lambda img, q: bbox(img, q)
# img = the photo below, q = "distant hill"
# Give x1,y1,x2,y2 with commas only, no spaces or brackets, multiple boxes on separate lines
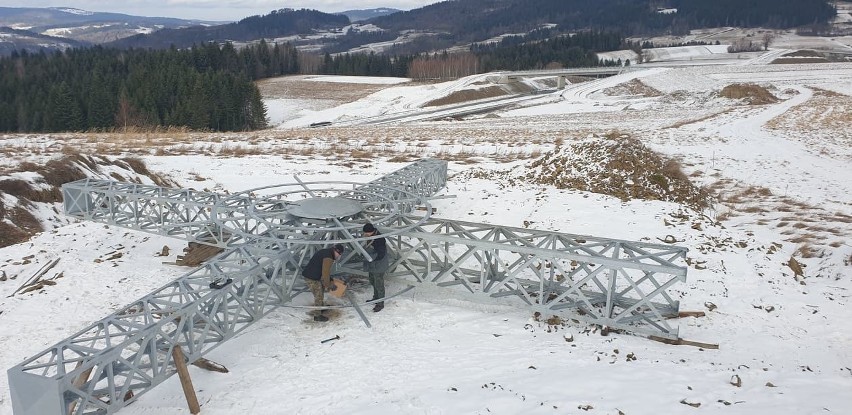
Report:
368,0,837,42
106,8,349,49
0,26,86,56
0,1,837,57
0,7,218,44
337,8,401,22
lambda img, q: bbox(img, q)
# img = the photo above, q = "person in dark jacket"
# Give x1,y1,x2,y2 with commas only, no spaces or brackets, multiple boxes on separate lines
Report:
302,244,344,322
362,223,389,312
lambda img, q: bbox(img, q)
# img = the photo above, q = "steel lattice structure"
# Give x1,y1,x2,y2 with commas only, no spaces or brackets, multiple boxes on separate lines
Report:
8,158,687,415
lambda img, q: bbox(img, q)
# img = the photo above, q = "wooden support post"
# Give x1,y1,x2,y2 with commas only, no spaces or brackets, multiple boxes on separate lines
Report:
172,345,201,414
67,362,94,415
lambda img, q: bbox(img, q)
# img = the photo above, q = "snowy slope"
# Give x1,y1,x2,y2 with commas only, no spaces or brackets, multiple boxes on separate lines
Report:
1,59,851,414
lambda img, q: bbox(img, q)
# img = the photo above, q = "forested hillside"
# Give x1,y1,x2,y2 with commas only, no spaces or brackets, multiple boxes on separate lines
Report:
669,0,835,28
0,0,838,134
0,27,86,56
370,0,671,40
107,8,349,50
0,42,302,132
473,31,625,71
370,0,836,42
74,0,837,55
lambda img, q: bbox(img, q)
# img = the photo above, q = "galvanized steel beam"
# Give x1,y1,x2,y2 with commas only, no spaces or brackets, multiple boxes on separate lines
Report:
9,157,688,415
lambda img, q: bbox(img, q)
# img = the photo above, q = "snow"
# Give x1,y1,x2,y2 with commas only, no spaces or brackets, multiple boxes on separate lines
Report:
649,45,731,61
277,74,496,128
52,7,94,16
2,41,852,415
302,75,411,85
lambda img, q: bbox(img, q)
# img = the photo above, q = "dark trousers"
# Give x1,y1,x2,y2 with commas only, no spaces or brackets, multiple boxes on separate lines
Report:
368,272,385,300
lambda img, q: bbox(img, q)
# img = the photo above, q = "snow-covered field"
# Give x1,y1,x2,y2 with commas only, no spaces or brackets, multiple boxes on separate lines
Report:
1,47,851,414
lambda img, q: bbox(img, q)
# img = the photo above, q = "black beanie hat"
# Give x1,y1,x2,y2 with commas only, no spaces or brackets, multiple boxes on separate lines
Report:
333,244,345,254
363,223,376,233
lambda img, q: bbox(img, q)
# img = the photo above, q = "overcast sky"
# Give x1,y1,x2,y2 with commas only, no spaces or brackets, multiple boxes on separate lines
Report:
3,1,440,22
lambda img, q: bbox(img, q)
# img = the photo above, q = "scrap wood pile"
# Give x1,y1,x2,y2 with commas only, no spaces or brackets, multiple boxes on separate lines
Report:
176,242,224,266
7,258,62,297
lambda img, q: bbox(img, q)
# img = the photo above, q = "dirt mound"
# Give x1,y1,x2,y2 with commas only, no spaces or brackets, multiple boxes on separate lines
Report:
719,83,778,105
517,135,708,209
0,154,176,248
603,79,663,97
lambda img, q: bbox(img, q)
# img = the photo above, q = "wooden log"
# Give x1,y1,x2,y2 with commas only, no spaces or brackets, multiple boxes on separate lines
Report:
176,244,223,266
666,311,707,319
172,346,201,414
192,357,230,373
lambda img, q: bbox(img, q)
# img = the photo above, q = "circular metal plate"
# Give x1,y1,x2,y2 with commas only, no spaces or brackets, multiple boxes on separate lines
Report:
286,197,363,219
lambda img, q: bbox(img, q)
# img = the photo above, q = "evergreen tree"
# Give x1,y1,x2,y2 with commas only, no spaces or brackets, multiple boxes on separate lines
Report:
49,82,84,132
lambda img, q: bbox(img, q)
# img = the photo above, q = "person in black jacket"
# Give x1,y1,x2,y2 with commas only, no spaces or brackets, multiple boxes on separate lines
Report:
302,244,344,322
362,223,389,312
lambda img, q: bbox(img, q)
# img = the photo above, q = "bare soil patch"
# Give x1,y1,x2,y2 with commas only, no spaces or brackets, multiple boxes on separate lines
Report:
783,50,824,57
256,75,412,103
423,86,508,107
771,57,830,64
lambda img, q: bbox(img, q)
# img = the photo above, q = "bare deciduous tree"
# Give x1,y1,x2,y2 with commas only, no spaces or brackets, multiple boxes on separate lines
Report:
408,52,479,81
762,32,776,51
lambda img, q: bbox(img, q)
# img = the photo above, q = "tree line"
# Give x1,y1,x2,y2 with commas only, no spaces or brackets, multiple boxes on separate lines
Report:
318,30,625,80
108,8,349,50
0,43,290,133
473,31,625,72
369,0,835,43
0,28,630,133
669,0,835,29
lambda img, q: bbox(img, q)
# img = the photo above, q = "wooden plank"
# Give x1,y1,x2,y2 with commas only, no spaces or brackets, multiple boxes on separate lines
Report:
172,346,201,414
8,258,59,297
648,335,719,349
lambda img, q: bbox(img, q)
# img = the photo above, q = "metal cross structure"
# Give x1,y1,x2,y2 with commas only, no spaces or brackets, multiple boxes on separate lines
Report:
8,158,688,414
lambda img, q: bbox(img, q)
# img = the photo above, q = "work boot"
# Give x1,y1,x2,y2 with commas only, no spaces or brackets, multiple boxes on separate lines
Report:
313,314,329,322
365,297,375,304
372,302,384,312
